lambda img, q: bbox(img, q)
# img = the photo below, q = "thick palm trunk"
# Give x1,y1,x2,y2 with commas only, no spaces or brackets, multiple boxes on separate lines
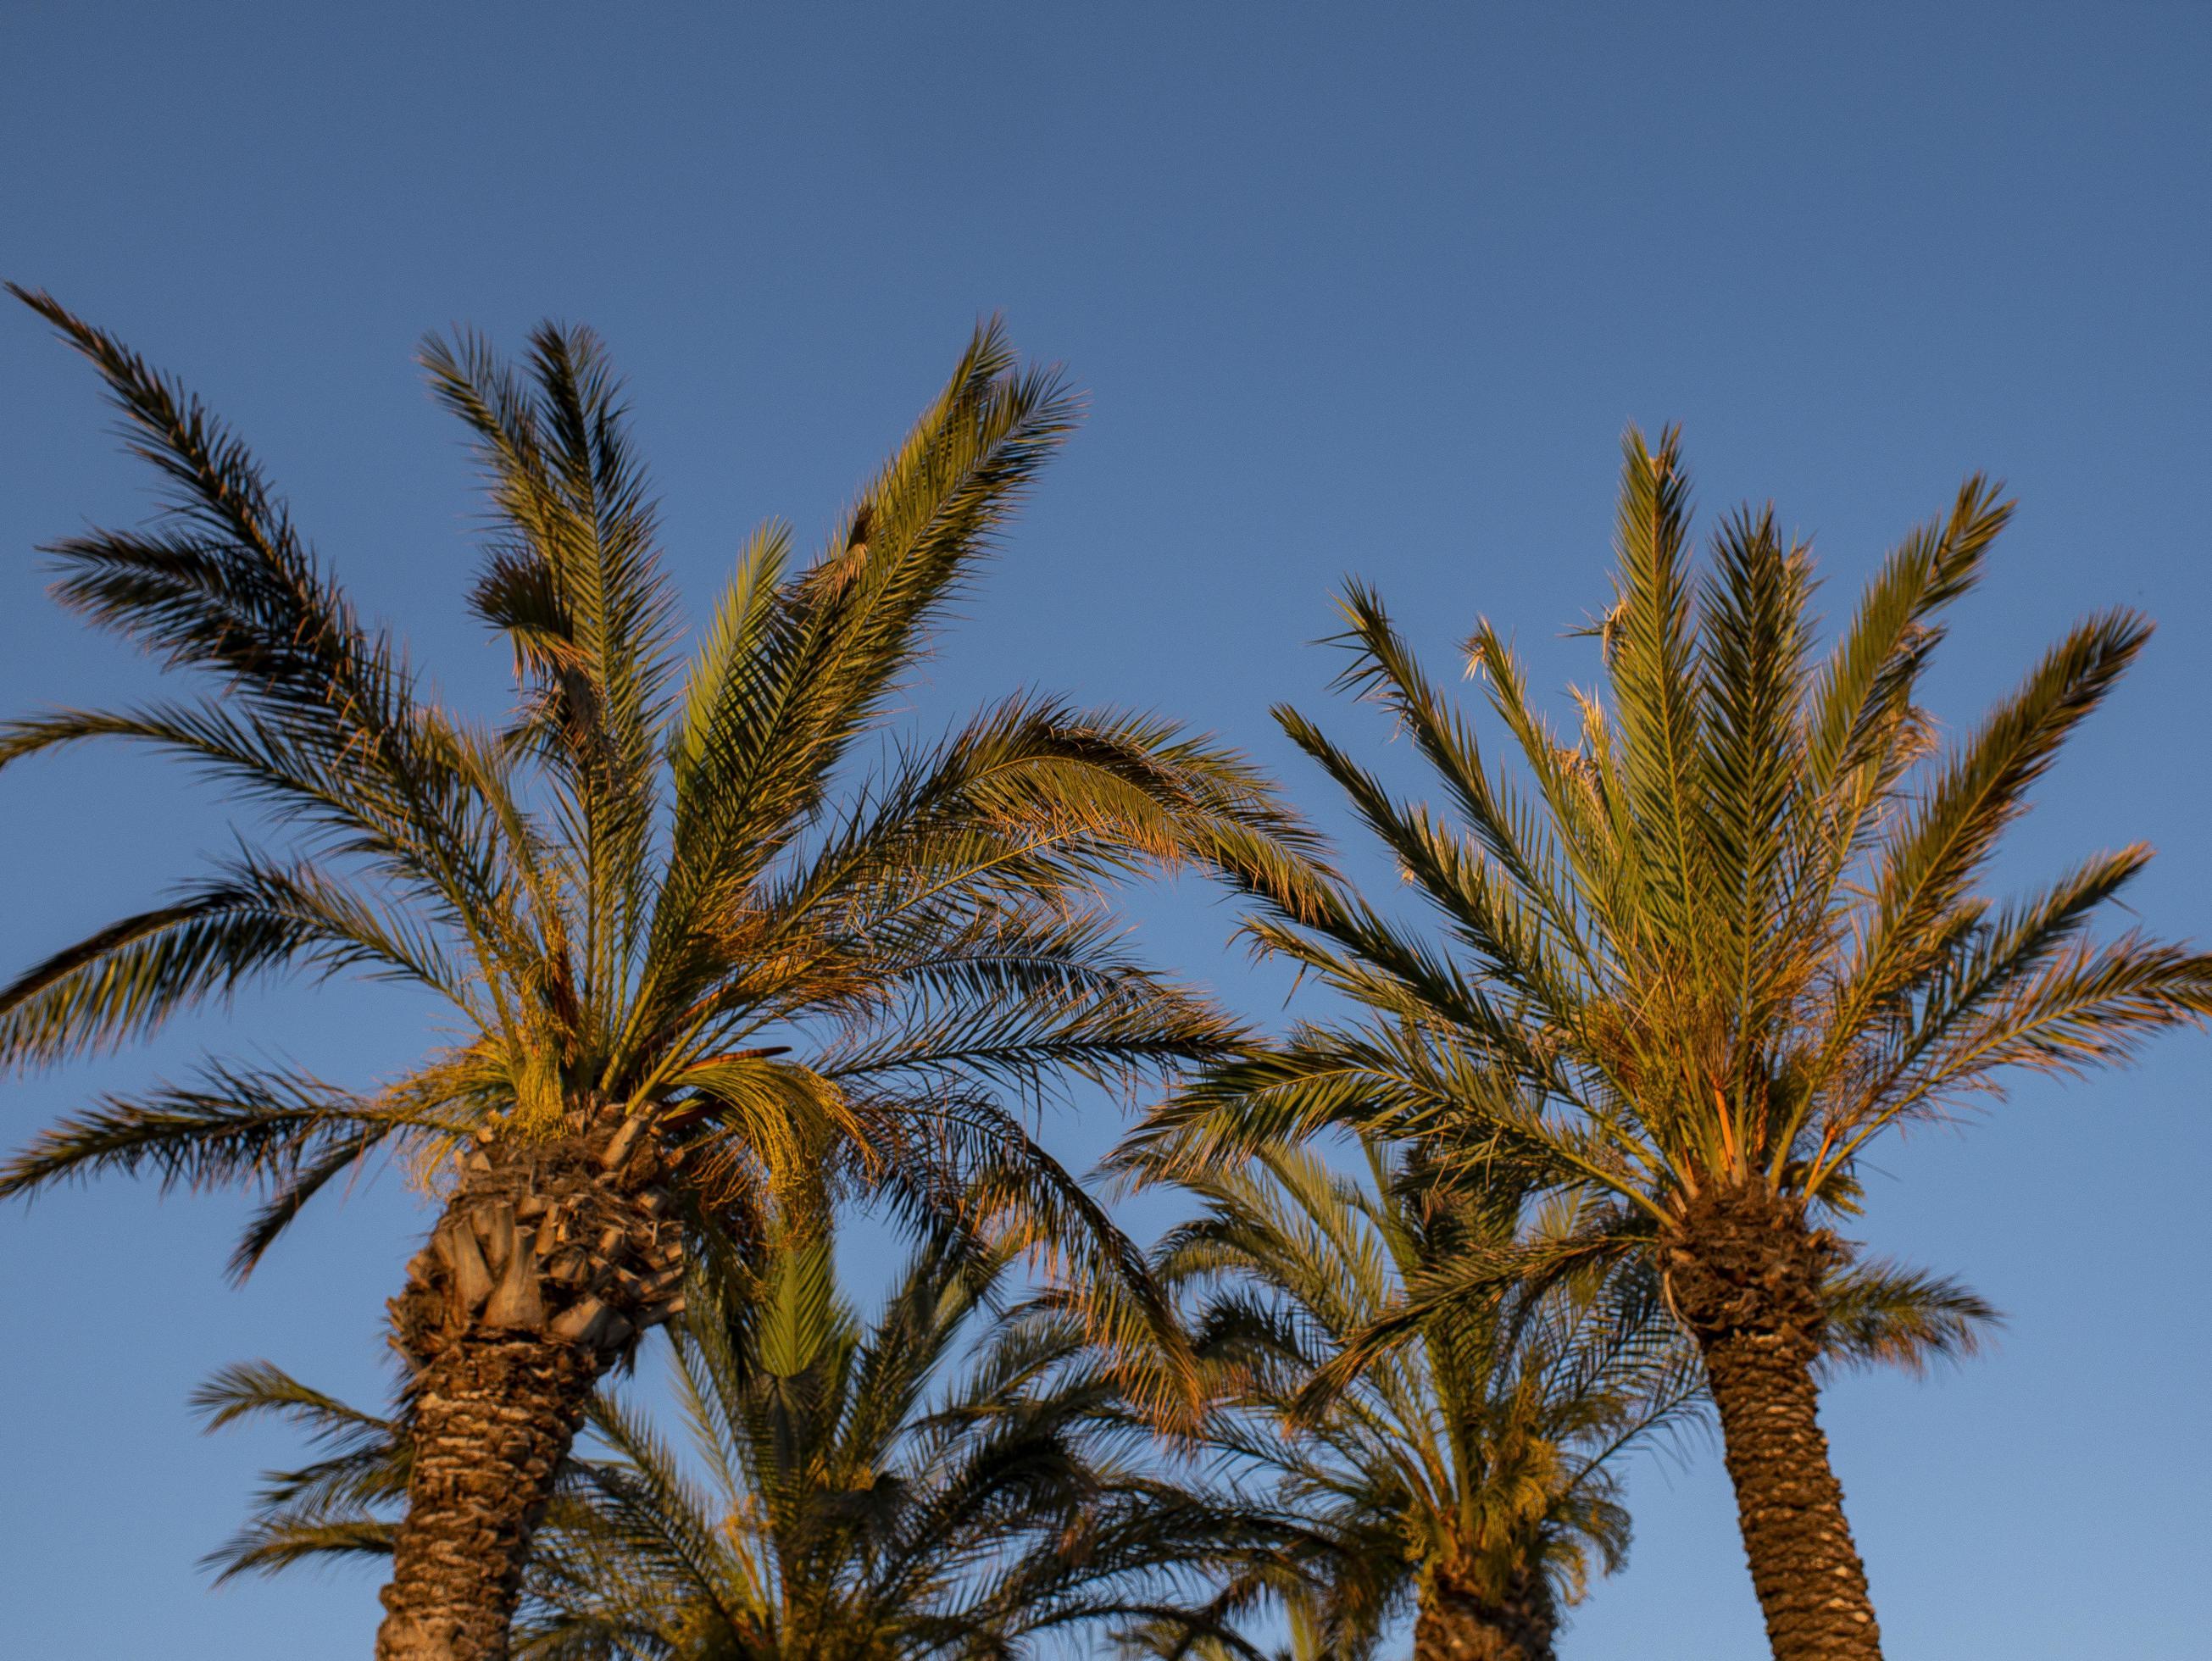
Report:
376,1330,596,1660
1413,1564,1557,1661
1666,1186,1881,1661
377,1105,686,1661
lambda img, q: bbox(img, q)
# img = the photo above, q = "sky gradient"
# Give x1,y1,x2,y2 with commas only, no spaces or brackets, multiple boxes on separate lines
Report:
3,4,2209,1656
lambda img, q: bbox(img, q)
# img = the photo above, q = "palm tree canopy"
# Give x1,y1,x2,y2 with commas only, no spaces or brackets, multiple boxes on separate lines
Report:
0,289,1320,1300
1137,425,2209,1308
1130,1139,1698,1658
202,1223,1267,1659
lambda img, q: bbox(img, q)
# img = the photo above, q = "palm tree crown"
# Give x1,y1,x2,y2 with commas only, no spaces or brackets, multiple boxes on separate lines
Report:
1130,1140,1698,1661
2,293,1306,1266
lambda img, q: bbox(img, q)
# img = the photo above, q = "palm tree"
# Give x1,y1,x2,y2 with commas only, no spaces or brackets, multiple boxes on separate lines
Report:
0,290,1315,1660
1132,1139,1698,1661
202,1222,1267,1659
1133,430,2211,1658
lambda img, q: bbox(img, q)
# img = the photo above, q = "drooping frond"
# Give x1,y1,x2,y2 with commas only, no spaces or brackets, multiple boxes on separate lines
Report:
0,1059,440,1204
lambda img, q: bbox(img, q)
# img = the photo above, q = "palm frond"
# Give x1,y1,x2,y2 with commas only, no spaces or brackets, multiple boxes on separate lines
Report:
1817,1259,1999,1378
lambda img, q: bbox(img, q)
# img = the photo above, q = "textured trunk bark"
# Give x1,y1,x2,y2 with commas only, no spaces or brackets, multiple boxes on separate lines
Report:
1665,1184,1881,1661
375,1331,595,1661
1412,1564,1557,1661
375,1105,687,1661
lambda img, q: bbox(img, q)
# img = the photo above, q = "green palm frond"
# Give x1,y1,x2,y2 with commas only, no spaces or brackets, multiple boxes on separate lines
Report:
1816,1259,1999,1379
0,1060,440,1203
644,326,1081,917
420,323,679,1006
192,1359,411,1584
5,289,511,931
1821,608,2155,1102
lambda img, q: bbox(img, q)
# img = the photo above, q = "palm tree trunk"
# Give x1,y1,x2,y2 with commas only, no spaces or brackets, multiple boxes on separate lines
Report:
375,1331,596,1660
1413,1564,1557,1661
1666,1186,1881,1661
376,1106,687,1661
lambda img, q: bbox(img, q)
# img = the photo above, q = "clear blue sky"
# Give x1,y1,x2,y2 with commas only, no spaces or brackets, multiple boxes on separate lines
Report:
3,4,2208,1657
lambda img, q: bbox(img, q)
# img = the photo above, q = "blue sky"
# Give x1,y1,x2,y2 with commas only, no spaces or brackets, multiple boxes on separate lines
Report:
3,4,2208,1656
